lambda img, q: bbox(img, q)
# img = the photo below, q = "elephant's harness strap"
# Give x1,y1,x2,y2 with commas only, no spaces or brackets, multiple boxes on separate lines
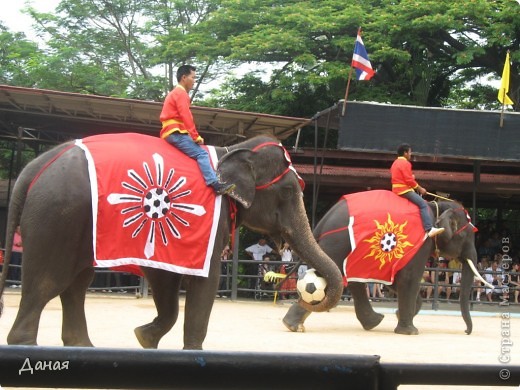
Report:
452,207,478,235
251,142,305,190
228,198,238,248
255,166,291,190
28,144,76,192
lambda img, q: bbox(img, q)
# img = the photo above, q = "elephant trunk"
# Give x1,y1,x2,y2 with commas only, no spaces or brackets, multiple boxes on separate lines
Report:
283,229,343,313
460,258,475,335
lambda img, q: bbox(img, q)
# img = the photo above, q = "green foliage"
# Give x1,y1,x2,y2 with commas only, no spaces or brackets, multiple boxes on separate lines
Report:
0,141,40,180
0,0,517,111
0,24,41,87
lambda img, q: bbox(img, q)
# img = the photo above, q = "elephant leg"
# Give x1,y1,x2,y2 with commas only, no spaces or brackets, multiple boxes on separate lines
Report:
413,292,423,316
394,278,422,335
134,268,183,349
7,269,66,345
350,282,384,330
7,298,47,345
182,267,221,350
282,303,311,332
60,267,95,346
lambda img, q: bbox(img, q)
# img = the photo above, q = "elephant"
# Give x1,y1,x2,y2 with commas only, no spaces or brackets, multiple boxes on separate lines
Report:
283,192,489,335
0,134,343,349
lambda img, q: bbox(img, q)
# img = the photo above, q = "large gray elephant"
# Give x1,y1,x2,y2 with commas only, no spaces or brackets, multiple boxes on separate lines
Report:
0,134,343,349
283,193,486,335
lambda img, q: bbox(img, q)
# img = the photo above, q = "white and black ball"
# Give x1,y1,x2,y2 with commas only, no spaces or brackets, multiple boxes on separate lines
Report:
297,268,327,305
143,187,170,219
380,232,397,252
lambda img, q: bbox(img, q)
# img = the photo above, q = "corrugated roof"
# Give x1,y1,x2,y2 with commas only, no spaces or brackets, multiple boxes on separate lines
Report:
0,85,310,145
294,164,520,203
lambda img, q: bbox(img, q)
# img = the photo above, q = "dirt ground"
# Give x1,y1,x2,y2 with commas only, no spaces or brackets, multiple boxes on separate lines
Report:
0,290,519,390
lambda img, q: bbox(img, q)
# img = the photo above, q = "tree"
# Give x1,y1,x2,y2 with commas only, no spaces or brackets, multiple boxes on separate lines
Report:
0,23,41,87
1,0,518,111
200,0,519,112
21,0,224,99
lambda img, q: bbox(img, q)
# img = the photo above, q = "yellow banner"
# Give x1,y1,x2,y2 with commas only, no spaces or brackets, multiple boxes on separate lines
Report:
498,51,514,105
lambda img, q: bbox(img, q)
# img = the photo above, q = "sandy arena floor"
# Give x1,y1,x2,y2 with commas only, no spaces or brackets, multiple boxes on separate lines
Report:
0,291,519,390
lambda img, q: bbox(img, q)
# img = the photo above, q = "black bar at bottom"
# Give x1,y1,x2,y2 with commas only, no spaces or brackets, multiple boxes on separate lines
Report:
380,363,520,389
0,346,381,389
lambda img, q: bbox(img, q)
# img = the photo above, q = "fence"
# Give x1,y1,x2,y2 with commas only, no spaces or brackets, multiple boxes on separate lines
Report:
1,255,518,308
216,259,519,308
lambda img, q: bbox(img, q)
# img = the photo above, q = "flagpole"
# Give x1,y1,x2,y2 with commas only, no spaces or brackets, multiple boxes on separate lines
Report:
341,67,354,116
498,50,511,128
500,96,505,128
342,27,361,117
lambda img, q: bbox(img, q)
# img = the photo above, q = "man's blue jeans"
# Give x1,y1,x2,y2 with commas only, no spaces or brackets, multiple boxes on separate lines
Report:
401,191,432,232
165,133,218,186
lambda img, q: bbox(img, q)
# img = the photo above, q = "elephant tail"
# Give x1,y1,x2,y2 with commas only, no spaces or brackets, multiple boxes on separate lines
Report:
0,205,18,317
0,142,76,316
0,176,26,315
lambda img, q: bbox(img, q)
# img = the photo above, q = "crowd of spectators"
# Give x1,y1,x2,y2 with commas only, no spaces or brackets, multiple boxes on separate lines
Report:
474,221,519,303
420,221,519,304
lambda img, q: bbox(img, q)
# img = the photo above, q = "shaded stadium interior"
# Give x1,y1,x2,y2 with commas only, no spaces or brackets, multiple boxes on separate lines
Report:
1,85,519,241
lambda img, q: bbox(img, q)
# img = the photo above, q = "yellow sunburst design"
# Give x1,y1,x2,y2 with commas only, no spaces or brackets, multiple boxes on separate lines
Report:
362,213,414,270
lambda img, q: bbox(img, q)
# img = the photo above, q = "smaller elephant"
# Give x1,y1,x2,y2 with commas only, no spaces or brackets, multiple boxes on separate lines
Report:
283,190,489,335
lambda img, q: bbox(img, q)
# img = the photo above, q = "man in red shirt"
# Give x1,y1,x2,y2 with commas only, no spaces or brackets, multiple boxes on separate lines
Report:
391,143,444,238
160,65,235,195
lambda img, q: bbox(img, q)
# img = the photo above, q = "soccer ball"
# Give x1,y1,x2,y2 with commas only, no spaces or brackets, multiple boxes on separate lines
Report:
143,187,171,219
297,268,327,305
380,232,397,252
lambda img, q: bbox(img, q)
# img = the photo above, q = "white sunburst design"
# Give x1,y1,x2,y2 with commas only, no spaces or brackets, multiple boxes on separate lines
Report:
106,153,206,259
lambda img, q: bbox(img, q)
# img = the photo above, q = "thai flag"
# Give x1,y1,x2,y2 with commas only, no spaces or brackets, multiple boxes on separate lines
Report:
352,32,375,80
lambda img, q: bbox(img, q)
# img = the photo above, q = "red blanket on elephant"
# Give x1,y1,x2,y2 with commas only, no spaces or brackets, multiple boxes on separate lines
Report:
76,133,221,277
342,190,426,285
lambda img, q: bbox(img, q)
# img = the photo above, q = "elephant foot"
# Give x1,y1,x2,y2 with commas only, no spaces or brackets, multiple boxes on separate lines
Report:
282,317,306,333
7,337,37,346
360,312,384,331
7,329,38,346
282,303,311,333
394,324,419,335
134,325,160,349
62,337,94,347
64,340,94,347
183,344,203,350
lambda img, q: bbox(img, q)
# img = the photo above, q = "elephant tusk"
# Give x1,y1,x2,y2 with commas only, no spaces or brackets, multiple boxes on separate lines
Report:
466,258,494,289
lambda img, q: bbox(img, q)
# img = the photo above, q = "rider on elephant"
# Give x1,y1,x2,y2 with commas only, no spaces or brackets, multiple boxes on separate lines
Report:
391,143,444,238
160,64,235,195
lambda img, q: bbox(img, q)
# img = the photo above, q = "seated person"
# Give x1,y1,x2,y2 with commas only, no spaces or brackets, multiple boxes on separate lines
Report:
448,258,462,298
422,258,434,300
435,259,451,299
485,261,504,302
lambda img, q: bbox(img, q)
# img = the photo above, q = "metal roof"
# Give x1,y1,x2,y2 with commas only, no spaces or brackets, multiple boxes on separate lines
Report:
0,85,310,146
294,164,519,201
291,144,520,209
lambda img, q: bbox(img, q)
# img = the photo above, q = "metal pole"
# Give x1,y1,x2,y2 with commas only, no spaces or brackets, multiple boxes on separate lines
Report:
472,161,480,224
311,120,318,228
231,227,240,301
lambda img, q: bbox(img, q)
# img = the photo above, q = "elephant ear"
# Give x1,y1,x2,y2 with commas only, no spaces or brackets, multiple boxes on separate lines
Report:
217,148,256,208
437,209,456,241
